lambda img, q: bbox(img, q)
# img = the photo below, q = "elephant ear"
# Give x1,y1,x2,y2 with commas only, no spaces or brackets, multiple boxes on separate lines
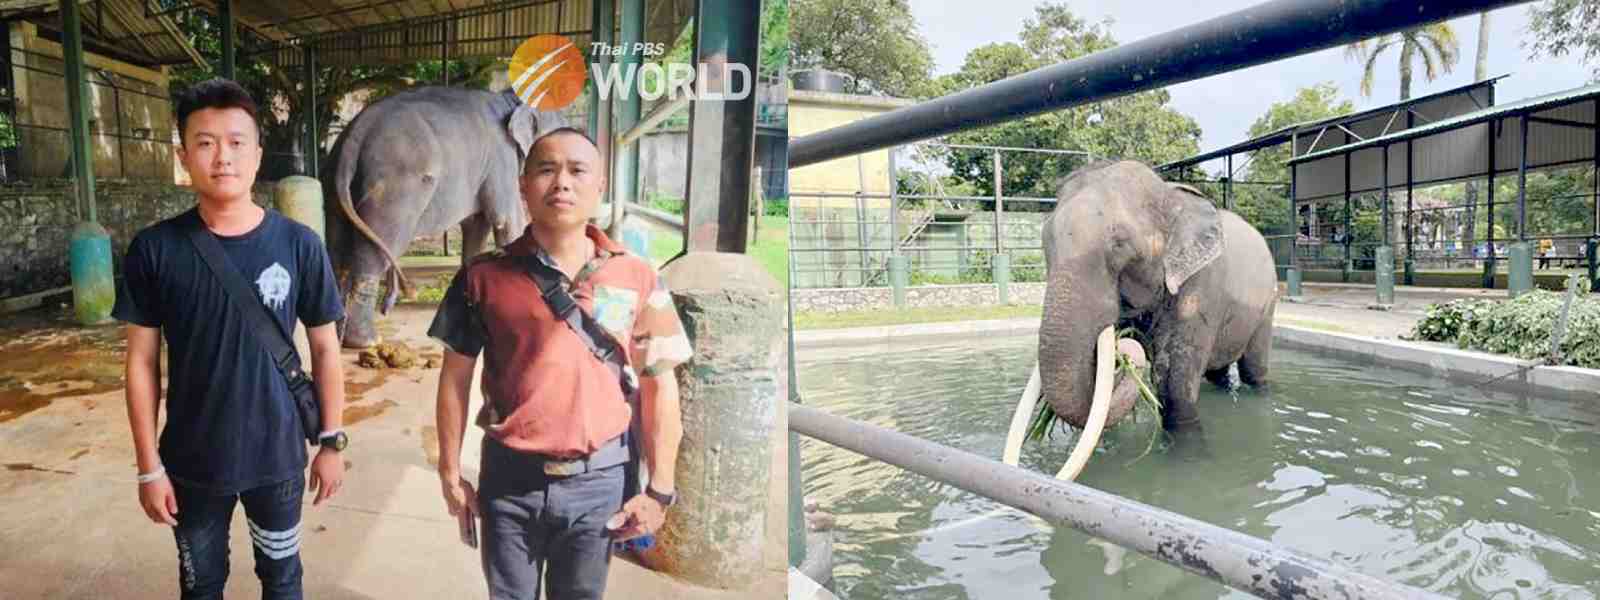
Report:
1162,186,1224,295
507,104,539,162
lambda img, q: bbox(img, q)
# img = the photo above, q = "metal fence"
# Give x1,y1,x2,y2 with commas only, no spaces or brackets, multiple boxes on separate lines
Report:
787,143,1090,289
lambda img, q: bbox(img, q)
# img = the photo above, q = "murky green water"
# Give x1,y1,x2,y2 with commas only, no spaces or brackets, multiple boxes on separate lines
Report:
798,335,1600,599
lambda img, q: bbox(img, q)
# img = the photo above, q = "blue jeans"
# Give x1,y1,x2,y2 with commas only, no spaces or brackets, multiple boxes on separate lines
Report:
479,438,626,600
172,474,305,600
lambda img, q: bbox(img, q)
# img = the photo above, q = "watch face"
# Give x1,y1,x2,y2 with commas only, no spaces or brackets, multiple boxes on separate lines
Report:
325,432,349,451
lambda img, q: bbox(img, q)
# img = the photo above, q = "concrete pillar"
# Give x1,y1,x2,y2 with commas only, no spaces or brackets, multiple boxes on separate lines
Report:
1375,245,1395,305
607,0,643,240
1286,266,1302,298
991,253,1011,305
644,252,783,589
274,176,326,241
889,255,909,307
1586,238,1597,292
1508,242,1533,297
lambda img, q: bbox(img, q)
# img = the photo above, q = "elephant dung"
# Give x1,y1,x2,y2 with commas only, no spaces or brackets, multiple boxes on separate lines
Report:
356,341,419,369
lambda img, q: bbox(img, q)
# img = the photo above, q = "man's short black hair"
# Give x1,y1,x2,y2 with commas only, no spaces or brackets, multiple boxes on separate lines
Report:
174,78,260,144
534,126,599,151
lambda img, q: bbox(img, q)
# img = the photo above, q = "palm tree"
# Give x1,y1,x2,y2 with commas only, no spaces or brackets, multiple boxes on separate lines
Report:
1462,13,1490,257
1345,23,1461,101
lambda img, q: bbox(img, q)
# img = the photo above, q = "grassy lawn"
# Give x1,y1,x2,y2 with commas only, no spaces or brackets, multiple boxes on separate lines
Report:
646,216,789,289
795,304,1043,330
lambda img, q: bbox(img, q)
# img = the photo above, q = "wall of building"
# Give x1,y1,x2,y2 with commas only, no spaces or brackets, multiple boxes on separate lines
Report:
0,180,270,300
9,22,174,181
787,90,913,205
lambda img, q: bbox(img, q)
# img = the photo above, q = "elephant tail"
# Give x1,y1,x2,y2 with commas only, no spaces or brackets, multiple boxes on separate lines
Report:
333,110,411,314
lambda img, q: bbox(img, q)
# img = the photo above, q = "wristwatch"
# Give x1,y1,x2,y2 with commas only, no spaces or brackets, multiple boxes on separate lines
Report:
645,485,676,507
317,430,349,452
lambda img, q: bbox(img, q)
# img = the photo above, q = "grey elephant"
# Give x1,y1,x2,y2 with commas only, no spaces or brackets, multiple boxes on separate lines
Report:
323,86,566,348
1002,160,1278,478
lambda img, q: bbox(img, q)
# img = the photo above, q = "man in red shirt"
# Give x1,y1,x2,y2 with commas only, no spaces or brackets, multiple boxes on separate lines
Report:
429,127,692,600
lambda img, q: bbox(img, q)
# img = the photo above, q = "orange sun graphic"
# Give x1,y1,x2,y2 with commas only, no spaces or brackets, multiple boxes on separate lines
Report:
508,35,587,111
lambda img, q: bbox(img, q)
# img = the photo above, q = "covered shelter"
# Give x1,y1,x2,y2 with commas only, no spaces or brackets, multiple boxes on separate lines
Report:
2,0,774,314
1158,76,1599,292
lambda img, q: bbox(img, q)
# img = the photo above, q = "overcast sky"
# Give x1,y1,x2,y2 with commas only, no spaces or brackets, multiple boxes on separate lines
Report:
908,1,1593,174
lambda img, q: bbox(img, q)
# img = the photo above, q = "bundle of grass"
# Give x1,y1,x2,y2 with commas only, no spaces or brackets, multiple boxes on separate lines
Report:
1025,329,1165,464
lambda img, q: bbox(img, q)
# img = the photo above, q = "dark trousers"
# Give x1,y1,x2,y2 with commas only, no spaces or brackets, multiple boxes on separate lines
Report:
171,473,305,600
479,438,626,600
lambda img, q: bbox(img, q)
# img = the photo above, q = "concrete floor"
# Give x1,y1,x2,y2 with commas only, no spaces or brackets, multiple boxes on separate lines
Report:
0,302,787,599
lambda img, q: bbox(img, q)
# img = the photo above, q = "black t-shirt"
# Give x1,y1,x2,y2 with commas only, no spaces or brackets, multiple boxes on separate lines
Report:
112,207,344,493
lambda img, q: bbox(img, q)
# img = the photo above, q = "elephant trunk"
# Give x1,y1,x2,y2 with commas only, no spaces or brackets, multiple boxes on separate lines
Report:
1038,263,1134,429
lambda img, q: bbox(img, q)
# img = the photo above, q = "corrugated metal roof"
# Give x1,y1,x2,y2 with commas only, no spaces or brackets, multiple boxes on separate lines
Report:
1291,82,1600,164
1157,75,1506,173
11,0,694,69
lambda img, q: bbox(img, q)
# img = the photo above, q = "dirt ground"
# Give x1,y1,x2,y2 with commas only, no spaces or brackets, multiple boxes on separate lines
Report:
0,302,787,599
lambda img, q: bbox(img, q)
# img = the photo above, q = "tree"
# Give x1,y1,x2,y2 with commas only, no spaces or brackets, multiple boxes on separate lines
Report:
1344,23,1461,101
1235,83,1355,235
1527,0,1600,82
1462,12,1492,257
935,3,1200,203
789,0,933,97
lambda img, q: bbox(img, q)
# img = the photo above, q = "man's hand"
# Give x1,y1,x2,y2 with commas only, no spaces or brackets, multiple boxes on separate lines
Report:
441,476,478,518
309,447,344,506
609,494,666,542
139,478,179,526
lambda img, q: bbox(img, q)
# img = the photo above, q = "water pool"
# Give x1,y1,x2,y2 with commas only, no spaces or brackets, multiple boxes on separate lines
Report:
797,335,1600,599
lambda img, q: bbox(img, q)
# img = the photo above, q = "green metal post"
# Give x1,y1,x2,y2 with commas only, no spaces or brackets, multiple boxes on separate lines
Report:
1342,149,1351,283
220,0,235,79
1286,135,1300,296
62,0,113,325
787,247,806,568
303,46,318,177
681,0,760,253
608,0,643,238
992,149,1008,303
1404,113,1415,286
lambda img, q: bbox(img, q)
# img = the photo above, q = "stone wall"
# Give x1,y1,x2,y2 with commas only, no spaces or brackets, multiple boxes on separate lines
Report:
0,179,271,299
791,282,1046,313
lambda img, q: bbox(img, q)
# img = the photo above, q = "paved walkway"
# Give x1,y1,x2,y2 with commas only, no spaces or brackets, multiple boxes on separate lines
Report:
0,303,786,599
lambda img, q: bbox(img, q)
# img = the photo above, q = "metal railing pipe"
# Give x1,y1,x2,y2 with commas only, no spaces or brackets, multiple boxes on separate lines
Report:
789,404,1446,600
790,0,1529,167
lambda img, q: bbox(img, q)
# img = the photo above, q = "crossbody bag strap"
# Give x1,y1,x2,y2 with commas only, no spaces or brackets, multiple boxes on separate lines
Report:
519,255,637,395
184,216,312,388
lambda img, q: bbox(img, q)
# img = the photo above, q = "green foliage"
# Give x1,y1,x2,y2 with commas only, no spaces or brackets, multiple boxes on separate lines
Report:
932,4,1200,199
646,193,685,215
1344,23,1460,100
1527,0,1600,82
1410,282,1600,369
762,196,789,217
1230,83,1354,235
789,0,934,97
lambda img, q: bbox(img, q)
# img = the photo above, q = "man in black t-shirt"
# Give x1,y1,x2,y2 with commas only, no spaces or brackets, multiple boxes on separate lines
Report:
114,79,348,600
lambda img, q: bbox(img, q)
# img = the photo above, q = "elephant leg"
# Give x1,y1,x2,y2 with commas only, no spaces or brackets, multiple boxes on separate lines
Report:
1238,317,1273,388
1152,322,1214,432
459,213,493,266
1204,367,1233,391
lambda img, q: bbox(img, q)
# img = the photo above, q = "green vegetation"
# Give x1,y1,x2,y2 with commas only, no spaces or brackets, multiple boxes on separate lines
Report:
645,217,789,289
1527,0,1600,82
794,304,1041,330
402,274,454,305
789,0,934,97
1344,23,1460,101
1409,280,1600,369
1025,329,1164,464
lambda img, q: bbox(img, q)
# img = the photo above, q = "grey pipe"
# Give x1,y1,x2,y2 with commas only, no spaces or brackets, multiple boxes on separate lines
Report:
790,0,1530,167
789,404,1446,600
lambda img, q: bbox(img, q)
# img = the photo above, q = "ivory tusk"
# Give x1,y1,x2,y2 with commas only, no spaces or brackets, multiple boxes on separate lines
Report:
1001,363,1044,466
1054,326,1117,481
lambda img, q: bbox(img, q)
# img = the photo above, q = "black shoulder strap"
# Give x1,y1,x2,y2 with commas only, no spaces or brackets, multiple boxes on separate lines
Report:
184,214,312,388
518,254,637,396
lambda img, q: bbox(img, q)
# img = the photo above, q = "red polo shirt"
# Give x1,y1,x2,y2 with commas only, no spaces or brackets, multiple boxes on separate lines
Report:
427,225,692,457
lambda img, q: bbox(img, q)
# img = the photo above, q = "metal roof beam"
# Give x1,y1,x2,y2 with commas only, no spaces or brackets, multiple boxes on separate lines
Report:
1528,115,1598,130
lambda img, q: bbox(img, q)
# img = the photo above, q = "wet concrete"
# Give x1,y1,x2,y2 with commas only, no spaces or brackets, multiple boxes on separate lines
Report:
0,301,788,599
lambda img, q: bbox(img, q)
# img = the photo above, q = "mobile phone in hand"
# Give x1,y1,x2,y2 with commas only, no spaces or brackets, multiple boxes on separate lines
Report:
459,509,478,549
